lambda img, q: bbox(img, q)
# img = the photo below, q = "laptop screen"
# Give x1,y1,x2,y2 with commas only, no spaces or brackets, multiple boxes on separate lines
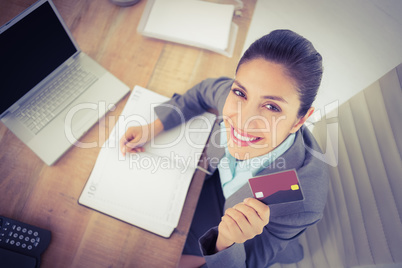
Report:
0,1,77,115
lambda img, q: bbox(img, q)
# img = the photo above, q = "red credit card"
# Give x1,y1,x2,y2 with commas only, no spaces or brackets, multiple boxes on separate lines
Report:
248,169,304,205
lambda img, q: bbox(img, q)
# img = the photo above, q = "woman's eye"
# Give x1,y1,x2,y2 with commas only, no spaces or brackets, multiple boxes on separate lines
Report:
265,103,281,112
232,89,246,98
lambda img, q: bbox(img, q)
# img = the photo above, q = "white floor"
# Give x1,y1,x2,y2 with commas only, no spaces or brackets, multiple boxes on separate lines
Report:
242,0,402,121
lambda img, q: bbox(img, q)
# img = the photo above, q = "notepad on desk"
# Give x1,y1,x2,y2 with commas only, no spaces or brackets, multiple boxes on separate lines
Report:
79,86,216,238
137,0,237,57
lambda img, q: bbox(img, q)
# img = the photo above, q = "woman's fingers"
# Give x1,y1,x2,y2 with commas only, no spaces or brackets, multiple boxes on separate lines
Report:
219,199,271,244
243,198,270,224
119,125,149,154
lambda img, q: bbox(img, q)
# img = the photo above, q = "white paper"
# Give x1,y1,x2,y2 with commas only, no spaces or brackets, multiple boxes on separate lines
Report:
79,86,216,237
143,0,234,51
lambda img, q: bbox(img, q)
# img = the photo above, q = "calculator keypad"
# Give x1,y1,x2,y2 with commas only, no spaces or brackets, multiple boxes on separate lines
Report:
0,220,41,250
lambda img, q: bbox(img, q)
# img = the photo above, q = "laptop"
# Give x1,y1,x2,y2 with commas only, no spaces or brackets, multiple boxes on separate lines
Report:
0,0,130,165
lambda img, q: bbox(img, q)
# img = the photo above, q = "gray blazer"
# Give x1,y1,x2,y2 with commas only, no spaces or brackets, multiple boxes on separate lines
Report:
155,77,329,267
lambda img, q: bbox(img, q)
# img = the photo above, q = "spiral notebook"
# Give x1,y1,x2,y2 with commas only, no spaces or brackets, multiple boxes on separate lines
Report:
79,86,216,237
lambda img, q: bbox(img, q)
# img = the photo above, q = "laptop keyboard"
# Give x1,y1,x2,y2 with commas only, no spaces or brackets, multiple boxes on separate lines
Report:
15,64,98,135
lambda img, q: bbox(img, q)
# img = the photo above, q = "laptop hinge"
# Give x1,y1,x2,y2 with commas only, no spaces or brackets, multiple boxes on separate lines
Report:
65,57,76,67
66,52,80,66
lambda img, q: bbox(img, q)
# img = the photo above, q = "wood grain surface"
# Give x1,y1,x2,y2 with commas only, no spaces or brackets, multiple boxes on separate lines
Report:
0,0,256,267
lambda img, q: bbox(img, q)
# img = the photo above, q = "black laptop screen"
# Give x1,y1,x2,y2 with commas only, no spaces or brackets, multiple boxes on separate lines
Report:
0,1,77,114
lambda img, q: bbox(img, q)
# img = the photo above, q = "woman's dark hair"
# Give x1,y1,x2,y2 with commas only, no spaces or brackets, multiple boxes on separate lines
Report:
237,29,323,118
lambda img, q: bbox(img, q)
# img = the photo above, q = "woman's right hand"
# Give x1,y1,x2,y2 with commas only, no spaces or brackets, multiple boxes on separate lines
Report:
119,118,164,155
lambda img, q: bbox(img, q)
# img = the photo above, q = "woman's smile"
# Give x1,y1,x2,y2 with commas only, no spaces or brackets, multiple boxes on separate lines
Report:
222,59,304,159
230,125,263,147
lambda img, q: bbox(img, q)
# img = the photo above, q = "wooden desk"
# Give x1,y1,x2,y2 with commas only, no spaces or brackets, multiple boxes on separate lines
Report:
0,0,256,267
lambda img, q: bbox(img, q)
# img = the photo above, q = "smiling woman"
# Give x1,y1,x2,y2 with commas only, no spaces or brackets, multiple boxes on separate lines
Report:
120,30,329,268
223,59,309,160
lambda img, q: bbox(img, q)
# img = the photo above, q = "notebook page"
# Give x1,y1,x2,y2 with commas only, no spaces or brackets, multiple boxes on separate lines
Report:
79,86,216,237
80,144,195,236
109,86,216,170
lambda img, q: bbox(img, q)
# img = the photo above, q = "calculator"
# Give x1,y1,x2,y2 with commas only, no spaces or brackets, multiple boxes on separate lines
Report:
0,216,51,268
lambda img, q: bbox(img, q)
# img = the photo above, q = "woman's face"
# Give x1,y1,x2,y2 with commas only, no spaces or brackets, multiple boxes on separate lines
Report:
222,58,312,160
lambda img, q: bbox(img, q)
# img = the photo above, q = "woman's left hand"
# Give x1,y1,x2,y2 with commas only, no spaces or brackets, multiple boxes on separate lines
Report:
216,198,270,252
